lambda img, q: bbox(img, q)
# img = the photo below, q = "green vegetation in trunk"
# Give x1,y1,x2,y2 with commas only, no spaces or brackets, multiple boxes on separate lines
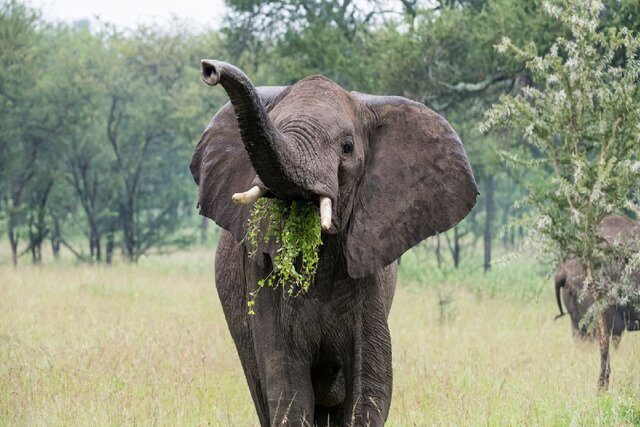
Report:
245,199,322,314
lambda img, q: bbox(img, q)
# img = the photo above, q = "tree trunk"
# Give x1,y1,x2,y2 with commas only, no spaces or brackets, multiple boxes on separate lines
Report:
586,263,611,391
443,227,461,269
501,204,511,250
453,226,460,269
30,226,37,263
9,225,18,267
435,232,442,269
484,174,494,273
597,314,611,391
29,216,41,264
26,179,53,265
89,228,101,263
106,235,114,264
120,199,136,262
51,218,60,259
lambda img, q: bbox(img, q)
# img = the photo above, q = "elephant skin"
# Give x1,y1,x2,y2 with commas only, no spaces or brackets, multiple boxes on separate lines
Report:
191,61,478,426
555,216,640,342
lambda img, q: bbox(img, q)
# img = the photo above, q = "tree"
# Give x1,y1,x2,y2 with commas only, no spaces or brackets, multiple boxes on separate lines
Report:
99,24,215,261
482,0,640,390
0,1,68,265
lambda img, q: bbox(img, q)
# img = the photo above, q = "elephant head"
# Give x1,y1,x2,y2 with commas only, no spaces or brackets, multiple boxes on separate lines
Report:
190,60,478,278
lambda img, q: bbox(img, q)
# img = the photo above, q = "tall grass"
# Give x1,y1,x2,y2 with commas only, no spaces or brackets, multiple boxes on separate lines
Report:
1,247,638,425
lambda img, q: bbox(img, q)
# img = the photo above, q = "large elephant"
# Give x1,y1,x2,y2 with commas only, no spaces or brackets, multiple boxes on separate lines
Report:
555,215,640,341
190,60,478,426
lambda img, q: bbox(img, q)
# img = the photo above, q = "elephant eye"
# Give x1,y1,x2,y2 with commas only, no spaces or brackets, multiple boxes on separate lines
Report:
342,139,353,154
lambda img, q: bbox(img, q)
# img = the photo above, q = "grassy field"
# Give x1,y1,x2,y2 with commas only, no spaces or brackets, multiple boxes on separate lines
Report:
1,246,639,426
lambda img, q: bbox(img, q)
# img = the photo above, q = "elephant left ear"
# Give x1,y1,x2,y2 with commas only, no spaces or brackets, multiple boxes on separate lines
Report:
346,93,478,278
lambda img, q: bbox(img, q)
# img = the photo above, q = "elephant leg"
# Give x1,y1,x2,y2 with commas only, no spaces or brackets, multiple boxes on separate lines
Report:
611,335,622,348
260,360,315,425
360,272,394,425
358,317,392,425
342,309,392,425
248,265,317,425
215,232,269,426
339,324,391,426
314,404,344,427
610,310,625,348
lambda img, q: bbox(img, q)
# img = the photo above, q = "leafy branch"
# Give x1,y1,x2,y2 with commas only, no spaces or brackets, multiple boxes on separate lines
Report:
245,199,323,314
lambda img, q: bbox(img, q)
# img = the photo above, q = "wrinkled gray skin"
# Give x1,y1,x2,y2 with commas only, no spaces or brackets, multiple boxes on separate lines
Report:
555,216,640,343
190,61,478,426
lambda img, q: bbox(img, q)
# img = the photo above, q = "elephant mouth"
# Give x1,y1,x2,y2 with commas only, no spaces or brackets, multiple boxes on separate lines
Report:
232,185,338,234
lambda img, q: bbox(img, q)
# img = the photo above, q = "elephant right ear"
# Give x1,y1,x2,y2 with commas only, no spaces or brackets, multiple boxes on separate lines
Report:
189,86,288,243
346,93,478,278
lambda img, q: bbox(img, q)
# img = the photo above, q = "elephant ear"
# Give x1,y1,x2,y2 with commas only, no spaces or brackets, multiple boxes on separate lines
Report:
190,86,288,243
346,94,478,278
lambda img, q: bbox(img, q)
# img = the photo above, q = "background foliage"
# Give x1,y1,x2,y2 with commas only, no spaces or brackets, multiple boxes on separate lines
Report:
1,0,638,270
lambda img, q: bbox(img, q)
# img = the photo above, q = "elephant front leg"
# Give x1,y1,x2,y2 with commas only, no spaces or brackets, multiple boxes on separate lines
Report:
215,233,270,425
256,354,315,425
348,311,393,425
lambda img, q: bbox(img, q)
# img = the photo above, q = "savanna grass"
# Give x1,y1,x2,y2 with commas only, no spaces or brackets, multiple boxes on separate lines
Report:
1,246,639,425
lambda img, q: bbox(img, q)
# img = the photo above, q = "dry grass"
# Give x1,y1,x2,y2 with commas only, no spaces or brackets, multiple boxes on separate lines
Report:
1,248,639,425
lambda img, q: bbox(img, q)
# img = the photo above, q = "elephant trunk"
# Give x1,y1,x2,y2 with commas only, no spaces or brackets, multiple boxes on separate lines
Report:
201,60,306,199
555,275,565,319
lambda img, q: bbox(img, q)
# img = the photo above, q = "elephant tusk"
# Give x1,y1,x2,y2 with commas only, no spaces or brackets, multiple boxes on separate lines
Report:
320,197,332,232
232,186,267,205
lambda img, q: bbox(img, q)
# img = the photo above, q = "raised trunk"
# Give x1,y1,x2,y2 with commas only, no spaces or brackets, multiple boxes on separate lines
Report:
201,60,306,199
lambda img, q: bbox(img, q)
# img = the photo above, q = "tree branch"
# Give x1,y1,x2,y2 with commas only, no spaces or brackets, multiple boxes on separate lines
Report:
440,73,510,93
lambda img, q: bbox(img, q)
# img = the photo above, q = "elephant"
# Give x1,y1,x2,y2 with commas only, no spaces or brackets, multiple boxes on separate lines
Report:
190,60,478,426
555,215,640,342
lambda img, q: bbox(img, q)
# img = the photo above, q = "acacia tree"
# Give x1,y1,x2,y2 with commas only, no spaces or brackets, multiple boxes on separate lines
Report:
482,0,640,390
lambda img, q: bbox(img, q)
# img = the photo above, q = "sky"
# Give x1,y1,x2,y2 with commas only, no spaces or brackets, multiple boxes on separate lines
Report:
34,0,227,30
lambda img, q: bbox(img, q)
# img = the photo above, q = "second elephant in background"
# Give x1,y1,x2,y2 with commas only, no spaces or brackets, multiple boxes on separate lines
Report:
555,216,640,342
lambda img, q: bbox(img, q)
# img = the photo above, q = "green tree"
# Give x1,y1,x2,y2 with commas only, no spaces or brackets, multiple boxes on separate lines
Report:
99,24,216,261
43,23,124,263
0,1,71,265
482,0,640,390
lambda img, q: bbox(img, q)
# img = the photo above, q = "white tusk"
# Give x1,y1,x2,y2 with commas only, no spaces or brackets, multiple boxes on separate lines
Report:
320,197,332,231
232,186,267,205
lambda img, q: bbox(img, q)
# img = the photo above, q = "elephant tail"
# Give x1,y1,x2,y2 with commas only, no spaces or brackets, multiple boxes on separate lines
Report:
554,268,566,320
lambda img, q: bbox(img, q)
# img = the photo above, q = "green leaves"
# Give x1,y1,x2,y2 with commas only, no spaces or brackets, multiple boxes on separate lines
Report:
245,199,322,314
